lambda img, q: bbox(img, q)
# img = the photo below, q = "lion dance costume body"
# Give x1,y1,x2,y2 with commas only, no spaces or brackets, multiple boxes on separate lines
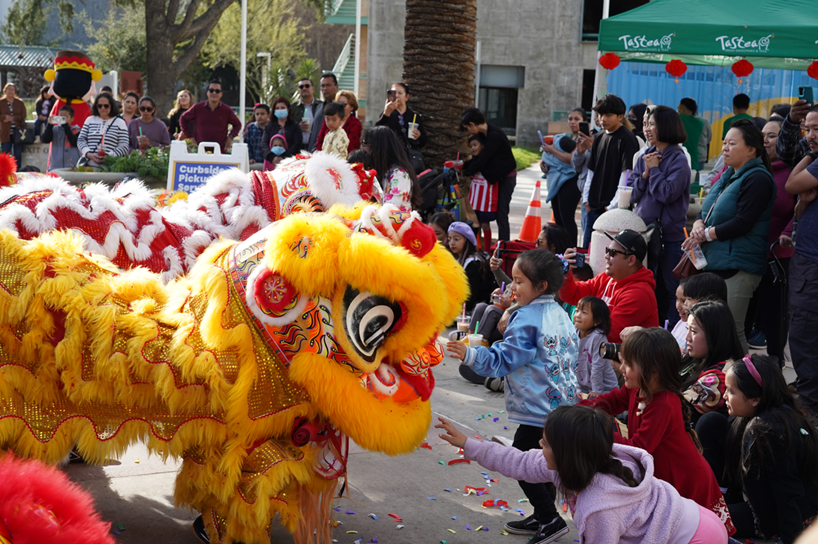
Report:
0,153,468,544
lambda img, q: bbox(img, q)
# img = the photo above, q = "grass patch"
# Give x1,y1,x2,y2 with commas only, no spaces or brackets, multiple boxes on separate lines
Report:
512,146,541,171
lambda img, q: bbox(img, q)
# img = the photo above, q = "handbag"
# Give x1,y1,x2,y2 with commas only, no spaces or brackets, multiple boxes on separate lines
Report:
12,126,34,145
672,250,699,280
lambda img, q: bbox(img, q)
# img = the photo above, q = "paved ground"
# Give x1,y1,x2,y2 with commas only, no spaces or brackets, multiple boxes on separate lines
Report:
61,163,790,543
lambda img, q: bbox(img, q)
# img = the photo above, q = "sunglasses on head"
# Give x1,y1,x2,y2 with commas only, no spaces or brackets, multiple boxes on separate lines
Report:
207,88,222,94
605,247,632,258
139,106,154,111
298,84,311,89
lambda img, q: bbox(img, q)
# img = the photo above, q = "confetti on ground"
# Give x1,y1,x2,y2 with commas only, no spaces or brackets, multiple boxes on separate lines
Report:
135,458,140,464
396,525,404,529
346,531,358,534
452,516,457,520
438,461,445,465
112,529,121,535
464,486,489,496
518,498,529,502
428,497,437,500
447,459,471,465
345,510,356,514
501,530,509,535
493,417,500,422
369,513,378,520
499,410,505,413
444,488,452,492
420,442,433,450
440,541,448,544
480,471,489,477
118,523,125,531
388,513,403,522
466,525,471,530
447,529,456,533
354,539,363,544
504,426,508,429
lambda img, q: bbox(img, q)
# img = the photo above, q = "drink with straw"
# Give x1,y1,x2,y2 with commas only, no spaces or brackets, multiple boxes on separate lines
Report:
408,113,419,139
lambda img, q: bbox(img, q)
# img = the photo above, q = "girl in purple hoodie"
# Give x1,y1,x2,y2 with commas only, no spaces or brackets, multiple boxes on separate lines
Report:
436,406,728,544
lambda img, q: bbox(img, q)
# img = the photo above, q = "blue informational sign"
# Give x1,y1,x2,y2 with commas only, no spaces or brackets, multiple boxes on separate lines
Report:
170,161,241,193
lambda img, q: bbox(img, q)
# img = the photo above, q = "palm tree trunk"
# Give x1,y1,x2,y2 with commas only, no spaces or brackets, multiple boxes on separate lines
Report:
403,0,477,170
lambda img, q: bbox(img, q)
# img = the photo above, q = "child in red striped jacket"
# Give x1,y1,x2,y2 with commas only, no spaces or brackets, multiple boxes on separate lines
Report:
465,133,498,251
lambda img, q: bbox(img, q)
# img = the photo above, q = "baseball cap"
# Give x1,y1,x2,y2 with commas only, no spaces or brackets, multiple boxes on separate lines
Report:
604,229,647,261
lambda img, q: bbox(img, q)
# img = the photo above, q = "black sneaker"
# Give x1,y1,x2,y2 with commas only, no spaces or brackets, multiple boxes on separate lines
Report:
192,515,210,543
531,516,570,544
484,376,504,392
504,514,539,535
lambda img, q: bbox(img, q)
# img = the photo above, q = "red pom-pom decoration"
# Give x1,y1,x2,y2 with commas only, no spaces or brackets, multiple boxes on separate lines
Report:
731,59,754,78
808,61,818,80
599,53,621,71
665,59,687,78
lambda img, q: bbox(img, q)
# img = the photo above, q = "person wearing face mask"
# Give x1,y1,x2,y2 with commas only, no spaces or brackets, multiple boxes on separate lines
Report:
262,96,301,166
263,134,288,171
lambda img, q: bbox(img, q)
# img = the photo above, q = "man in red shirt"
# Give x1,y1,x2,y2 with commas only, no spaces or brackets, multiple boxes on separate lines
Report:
562,229,659,343
179,79,242,152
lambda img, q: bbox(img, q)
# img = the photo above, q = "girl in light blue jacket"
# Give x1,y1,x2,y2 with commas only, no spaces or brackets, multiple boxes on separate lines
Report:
447,248,578,540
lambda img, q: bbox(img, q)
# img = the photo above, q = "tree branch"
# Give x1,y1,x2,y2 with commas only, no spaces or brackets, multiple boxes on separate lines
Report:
180,0,236,39
171,22,214,73
165,0,179,24
175,0,203,39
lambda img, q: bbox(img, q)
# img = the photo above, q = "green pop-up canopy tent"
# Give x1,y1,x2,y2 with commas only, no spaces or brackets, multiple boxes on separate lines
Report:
598,0,818,70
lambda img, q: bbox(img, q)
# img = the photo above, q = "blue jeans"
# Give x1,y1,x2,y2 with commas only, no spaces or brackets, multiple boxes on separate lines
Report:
1,141,22,169
583,209,603,249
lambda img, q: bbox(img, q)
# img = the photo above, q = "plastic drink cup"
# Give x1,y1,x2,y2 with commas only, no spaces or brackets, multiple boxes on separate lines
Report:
96,149,106,159
408,122,419,139
468,333,484,348
618,186,633,209
544,135,554,145
688,245,708,270
457,317,469,332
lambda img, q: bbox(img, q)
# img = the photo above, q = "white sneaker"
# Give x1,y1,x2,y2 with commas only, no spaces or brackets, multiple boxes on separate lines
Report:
491,435,513,447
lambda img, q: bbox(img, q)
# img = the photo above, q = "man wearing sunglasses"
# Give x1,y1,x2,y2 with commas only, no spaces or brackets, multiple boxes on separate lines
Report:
292,78,324,152
179,79,242,153
559,229,659,343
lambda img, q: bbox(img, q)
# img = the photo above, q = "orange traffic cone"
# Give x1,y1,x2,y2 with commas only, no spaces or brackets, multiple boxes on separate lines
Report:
517,179,542,242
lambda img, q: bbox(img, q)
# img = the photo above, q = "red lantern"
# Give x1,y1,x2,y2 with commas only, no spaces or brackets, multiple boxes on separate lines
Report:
599,53,621,71
665,59,687,82
808,61,818,80
731,60,754,83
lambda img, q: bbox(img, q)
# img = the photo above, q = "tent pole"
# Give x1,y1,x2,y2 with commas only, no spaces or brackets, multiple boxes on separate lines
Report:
591,0,611,130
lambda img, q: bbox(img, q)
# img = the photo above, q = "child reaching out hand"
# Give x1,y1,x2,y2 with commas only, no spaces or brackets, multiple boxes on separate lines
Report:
578,328,736,536
446,249,577,543
574,296,618,397
435,407,729,544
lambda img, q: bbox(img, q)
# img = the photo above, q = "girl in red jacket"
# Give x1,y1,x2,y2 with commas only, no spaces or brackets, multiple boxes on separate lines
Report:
579,327,735,536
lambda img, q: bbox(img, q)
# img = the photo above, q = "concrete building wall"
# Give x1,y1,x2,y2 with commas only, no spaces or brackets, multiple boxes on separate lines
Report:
365,0,598,145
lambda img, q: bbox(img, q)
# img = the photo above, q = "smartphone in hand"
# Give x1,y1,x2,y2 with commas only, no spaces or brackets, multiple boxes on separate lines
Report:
579,122,590,136
387,90,396,102
799,86,814,106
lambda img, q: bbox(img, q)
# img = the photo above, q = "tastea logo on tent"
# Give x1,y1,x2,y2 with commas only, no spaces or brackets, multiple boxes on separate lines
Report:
618,33,674,52
715,34,774,53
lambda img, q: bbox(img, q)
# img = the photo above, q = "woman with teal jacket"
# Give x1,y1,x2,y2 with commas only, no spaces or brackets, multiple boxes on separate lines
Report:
683,119,775,353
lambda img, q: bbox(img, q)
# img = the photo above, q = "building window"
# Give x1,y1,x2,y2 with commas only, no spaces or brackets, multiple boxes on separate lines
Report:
581,69,596,112
582,0,650,42
478,87,518,135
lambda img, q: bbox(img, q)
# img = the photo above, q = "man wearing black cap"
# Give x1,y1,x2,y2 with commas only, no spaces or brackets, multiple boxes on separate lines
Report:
560,230,659,343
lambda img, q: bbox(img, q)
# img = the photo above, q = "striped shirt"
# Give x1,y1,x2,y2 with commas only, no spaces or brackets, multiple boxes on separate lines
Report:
78,116,130,158
469,172,497,213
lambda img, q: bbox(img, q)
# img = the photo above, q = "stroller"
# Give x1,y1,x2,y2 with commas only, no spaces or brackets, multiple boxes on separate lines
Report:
416,167,461,222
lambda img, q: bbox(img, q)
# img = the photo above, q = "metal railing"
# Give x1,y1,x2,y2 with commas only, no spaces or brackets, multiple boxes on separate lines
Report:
324,0,346,18
332,33,355,76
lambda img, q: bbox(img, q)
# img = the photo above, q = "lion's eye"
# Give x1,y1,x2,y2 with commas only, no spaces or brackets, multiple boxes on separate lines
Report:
344,288,403,362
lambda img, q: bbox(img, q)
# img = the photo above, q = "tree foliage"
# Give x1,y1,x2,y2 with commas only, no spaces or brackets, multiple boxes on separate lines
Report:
200,0,308,105
81,7,147,75
0,0,73,46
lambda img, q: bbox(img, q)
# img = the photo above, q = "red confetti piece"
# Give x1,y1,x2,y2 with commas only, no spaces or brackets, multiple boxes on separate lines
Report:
447,459,471,465
420,442,432,450
496,500,508,508
388,513,403,522
464,486,489,495
482,500,495,508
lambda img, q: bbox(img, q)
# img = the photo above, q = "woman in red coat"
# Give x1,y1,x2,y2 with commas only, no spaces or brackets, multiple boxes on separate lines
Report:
316,90,361,154
579,328,736,536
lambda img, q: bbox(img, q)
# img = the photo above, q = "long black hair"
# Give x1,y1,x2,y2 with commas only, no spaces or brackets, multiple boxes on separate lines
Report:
515,249,564,295
361,126,422,209
725,355,818,486
622,328,703,452
540,224,570,255
544,405,643,494
728,119,773,173
681,301,744,390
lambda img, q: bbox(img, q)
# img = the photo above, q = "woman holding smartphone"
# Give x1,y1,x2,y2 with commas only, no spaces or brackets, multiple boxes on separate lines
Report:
376,82,426,151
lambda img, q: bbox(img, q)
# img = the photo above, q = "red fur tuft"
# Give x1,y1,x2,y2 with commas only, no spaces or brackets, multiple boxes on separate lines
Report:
400,221,437,258
0,153,16,187
0,456,114,544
